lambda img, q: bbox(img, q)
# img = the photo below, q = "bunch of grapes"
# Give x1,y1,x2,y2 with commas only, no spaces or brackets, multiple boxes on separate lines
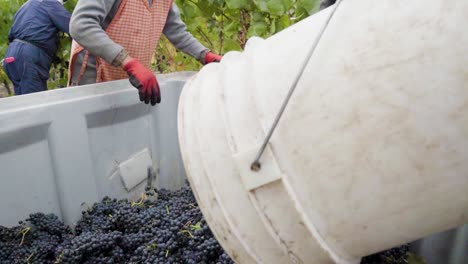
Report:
0,184,409,263
0,186,234,263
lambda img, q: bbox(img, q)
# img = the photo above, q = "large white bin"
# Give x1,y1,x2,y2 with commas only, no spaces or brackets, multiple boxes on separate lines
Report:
0,72,194,227
178,1,468,263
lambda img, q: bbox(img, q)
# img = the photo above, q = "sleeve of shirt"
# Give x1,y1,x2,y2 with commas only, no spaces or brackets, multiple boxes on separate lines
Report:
46,2,72,35
163,4,209,61
69,0,124,65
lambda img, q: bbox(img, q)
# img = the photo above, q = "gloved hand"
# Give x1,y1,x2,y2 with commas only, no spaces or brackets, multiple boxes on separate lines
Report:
123,58,161,105
205,52,223,64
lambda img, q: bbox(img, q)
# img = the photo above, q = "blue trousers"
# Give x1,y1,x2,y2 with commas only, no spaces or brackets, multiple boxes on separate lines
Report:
2,41,51,95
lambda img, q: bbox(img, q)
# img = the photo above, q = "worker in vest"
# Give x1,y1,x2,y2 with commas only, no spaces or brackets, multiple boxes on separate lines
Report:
1,0,71,95
69,0,223,106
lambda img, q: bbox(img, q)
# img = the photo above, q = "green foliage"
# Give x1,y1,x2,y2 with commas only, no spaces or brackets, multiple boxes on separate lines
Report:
1,0,320,95
155,0,321,73
49,0,78,89
0,0,26,95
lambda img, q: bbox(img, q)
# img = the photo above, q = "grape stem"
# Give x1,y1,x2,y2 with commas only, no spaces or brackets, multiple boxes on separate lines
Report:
131,193,147,207
55,251,64,263
19,227,31,246
180,229,195,238
27,252,34,263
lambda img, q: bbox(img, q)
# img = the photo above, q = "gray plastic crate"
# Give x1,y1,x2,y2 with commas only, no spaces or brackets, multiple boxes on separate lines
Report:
0,72,194,227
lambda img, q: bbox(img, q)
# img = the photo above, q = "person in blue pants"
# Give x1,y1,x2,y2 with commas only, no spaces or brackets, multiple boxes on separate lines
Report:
1,0,71,95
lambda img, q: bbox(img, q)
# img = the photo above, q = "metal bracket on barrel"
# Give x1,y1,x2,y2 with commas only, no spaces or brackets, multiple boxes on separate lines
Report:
233,144,283,191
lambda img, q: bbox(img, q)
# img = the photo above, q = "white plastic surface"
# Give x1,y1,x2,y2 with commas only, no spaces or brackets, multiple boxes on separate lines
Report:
118,148,152,191
0,72,194,227
178,1,468,263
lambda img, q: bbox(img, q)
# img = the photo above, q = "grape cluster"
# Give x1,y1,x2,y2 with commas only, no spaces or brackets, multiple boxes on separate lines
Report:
361,244,409,264
0,213,73,263
0,186,233,263
0,185,410,264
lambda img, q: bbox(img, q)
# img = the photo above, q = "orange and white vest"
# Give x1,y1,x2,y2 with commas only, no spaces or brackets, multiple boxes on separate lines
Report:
68,0,173,85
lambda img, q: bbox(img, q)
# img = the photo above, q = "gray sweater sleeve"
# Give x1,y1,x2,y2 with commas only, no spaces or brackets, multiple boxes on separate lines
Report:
163,4,209,61
69,0,124,65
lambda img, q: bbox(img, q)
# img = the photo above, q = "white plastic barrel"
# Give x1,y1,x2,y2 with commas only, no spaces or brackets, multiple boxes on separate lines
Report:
178,1,468,263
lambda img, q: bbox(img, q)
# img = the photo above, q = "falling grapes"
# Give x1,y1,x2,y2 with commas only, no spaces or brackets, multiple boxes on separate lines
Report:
0,184,409,263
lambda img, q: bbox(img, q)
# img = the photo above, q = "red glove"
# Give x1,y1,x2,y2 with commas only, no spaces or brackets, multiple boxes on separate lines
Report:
123,58,161,105
205,52,222,64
